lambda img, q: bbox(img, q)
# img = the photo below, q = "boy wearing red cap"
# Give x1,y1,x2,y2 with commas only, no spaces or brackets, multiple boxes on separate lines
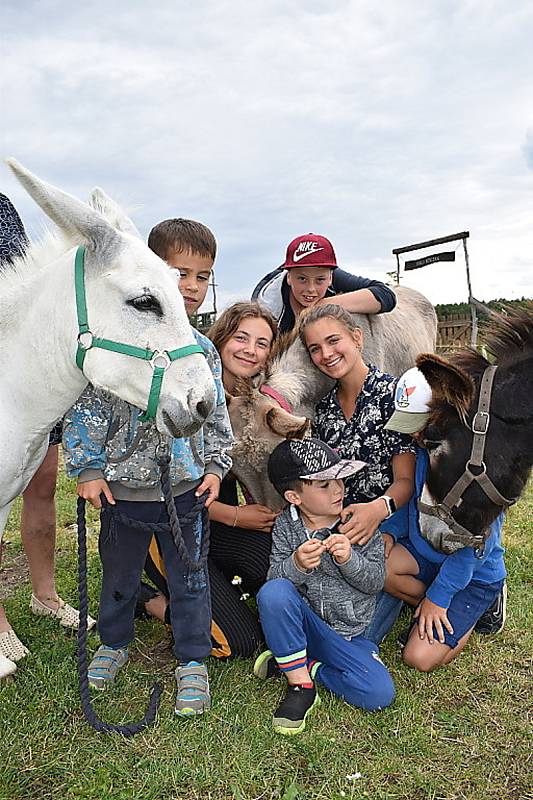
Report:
252,233,396,333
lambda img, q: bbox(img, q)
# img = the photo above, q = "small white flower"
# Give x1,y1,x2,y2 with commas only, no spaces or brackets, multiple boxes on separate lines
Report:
240,592,250,601
346,773,362,781
231,575,242,585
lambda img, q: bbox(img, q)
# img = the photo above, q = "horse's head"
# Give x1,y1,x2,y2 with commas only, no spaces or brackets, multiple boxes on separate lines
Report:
416,324,533,540
227,380,309,511
7,159,217,438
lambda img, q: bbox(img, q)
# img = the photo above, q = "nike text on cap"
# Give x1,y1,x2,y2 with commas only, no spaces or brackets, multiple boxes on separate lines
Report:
384,367,433,434
282,233,337,270
267,437,366,496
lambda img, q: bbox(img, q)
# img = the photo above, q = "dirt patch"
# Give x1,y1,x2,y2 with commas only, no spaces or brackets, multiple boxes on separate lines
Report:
0,539,29,599
129,634,176,670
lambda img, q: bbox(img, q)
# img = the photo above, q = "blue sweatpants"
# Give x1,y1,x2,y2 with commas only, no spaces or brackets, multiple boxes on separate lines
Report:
98,488,211,662
257,579,395,711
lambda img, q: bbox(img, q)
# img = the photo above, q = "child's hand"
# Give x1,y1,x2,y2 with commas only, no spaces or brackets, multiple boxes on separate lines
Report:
77,479,115,509
415,597,454,644
234,504,277,533
196,474,221,508
382,533,395,559
324,533,352,564
294,539,325,571
338,500,387,545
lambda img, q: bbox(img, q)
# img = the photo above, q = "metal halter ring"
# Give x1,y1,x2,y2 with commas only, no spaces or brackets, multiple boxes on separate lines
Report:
150,350,171,371
466,460,487,475
77,331,94,351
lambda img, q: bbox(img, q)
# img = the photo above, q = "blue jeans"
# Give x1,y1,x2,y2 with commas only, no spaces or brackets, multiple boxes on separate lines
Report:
98,489,211,662
363,591,404,645
257,579,395,711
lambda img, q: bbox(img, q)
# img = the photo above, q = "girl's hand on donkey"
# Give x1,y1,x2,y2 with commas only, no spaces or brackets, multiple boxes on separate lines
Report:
77,478,115,509
415,597,454,645
236,505,277,533
339,500,387,545
294,539,325,571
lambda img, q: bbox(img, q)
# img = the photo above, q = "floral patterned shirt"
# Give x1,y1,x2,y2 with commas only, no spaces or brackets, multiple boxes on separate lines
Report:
312,365,415,504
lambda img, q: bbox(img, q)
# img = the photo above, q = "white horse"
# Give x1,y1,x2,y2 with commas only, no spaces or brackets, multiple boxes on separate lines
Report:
0,160,217,539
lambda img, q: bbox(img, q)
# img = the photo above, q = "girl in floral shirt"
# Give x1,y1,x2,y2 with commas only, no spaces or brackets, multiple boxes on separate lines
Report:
299,304,416,550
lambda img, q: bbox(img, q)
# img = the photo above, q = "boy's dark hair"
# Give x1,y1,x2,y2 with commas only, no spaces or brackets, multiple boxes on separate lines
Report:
274,477,313,498
147,218,217,262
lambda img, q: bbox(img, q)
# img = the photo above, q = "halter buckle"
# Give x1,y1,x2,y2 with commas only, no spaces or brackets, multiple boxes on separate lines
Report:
472,411,490,435
150,350,171,371
77,331,94,351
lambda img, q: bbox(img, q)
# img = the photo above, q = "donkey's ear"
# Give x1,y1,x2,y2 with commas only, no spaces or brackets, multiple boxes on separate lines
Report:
266,407,309,440
89,188,141,238
416,353,475,421
6,159,120,254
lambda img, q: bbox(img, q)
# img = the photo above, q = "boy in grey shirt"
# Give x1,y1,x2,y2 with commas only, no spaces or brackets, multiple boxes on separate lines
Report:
254,438,395,735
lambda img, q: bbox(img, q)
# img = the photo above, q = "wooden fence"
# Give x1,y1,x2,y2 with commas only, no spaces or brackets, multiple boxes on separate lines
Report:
437,314,473,351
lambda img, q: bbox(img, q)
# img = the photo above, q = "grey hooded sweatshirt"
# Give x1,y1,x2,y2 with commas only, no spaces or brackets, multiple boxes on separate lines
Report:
267,506,385,639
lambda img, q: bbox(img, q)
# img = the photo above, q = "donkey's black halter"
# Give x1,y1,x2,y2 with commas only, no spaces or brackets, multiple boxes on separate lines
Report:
417,365,517,553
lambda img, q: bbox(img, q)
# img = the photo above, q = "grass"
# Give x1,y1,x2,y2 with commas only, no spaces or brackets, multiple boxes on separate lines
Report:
0,471,531,800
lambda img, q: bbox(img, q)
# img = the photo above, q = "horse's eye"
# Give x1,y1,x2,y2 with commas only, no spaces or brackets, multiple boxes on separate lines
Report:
128,295,163,316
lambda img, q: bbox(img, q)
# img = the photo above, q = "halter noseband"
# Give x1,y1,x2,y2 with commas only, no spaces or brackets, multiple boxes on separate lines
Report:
417,365,517,553
74,245,204,421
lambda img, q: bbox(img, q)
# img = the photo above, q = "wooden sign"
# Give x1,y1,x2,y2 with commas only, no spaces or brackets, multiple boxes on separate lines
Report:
404,251,456,271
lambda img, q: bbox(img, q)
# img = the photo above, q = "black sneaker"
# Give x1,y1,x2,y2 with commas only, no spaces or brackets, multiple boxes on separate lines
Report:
397,617,417,650
253,650,282,680
474,582,507,635
272,684,320,736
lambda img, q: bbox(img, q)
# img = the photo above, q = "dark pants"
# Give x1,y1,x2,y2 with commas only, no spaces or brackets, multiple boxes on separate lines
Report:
144,520,271,659
98,488,211,662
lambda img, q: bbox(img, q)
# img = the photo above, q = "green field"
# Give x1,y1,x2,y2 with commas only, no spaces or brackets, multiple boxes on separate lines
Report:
1,471,531,800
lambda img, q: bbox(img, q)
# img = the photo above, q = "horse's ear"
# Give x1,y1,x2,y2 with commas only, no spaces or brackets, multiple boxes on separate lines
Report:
89,188,141,238
6,159,119,254
416,353,475,421
265,407,309,440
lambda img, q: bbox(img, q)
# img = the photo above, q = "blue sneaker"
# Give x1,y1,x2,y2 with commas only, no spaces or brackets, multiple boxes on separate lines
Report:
175,661,210,716
87,645,128,691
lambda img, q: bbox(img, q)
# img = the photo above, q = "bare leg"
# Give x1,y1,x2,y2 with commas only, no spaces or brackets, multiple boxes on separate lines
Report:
402,626,474,672
21,445,60,609
384,543,426,606
286,666,312,685
0,502,15,634
144,593,168,623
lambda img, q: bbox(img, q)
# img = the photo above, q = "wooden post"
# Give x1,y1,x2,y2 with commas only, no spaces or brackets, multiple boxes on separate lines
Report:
463,238,477,348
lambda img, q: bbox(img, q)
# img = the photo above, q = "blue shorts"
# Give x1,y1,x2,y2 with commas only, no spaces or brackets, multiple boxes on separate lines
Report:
400,538,503,648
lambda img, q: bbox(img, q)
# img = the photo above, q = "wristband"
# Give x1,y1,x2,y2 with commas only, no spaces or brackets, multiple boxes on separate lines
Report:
381,495,397,518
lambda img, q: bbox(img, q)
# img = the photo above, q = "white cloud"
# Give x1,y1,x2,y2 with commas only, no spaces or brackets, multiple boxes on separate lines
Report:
1,0,532,307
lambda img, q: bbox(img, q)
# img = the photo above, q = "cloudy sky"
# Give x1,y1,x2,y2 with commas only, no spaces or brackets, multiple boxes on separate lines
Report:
2,1,532,312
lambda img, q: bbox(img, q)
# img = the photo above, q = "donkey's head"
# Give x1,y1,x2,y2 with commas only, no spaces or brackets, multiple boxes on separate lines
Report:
228,381,309,511
7,159,216,438
416,313,533,539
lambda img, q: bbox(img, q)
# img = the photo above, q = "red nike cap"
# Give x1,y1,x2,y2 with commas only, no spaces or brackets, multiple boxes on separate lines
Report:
282,233,337,269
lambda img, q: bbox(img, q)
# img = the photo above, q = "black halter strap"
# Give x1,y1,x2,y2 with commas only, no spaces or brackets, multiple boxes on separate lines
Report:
418,365,517,551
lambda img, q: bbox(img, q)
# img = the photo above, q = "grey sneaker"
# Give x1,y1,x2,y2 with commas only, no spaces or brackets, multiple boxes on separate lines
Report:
175,661,210,716
87,645,128,690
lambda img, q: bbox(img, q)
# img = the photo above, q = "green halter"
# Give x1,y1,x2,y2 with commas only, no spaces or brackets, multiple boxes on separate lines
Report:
74,245,204,421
